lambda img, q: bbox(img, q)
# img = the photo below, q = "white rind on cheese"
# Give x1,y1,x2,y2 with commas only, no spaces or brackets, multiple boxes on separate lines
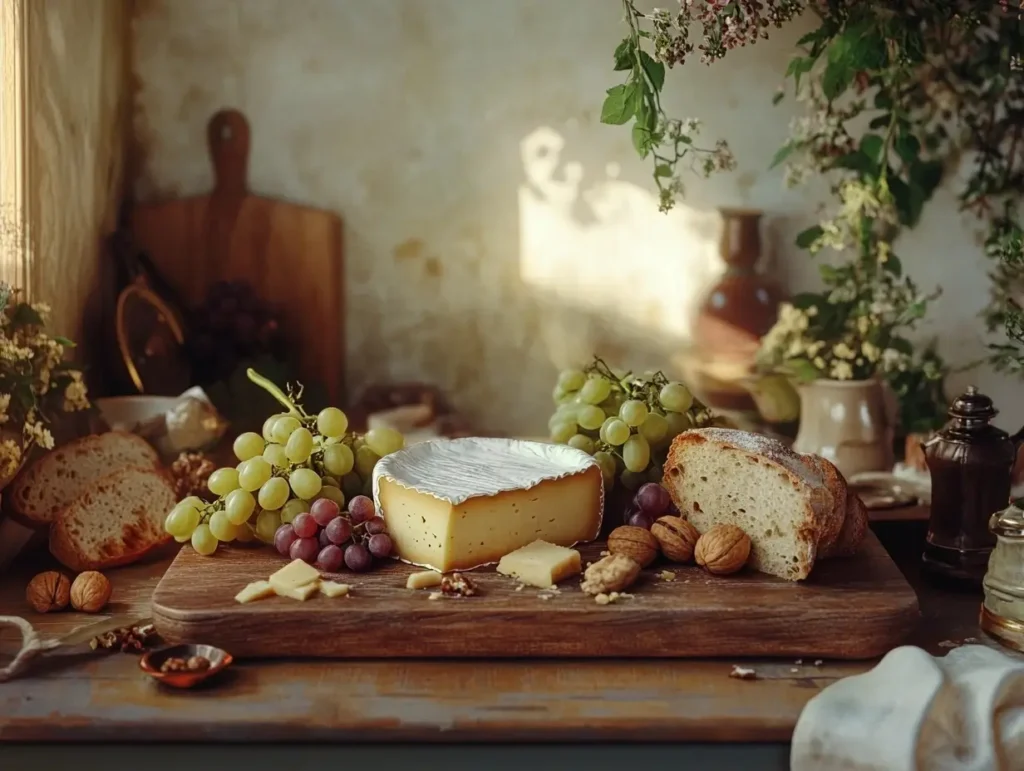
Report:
372,437,604,572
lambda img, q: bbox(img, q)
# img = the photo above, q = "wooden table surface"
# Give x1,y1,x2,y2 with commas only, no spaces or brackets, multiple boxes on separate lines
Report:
0,523,998,744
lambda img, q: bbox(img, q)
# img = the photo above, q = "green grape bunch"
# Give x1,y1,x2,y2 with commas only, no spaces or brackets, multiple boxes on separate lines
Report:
548,357,715,492
164,368,405,558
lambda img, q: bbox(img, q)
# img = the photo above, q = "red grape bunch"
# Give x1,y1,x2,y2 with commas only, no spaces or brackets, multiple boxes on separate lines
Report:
273,494,393,573
624,482,677,530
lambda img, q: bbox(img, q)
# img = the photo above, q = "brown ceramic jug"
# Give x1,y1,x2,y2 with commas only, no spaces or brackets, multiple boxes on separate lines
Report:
691,208,783,414
922,386,1024,587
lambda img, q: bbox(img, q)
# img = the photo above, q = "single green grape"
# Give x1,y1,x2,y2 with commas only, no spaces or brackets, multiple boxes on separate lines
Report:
262,442,289,468
179,495,204,511
323,443,355,476
341,472,363,499
285,426,314,463
593,450,616,485
620,469,646,491
262,414,284,443
174,534,191,544
255,509,282,542
238,457,273,492
659,382,694,413
257,477,291,511
549,421,576,444
639,412,669,444
580,376,612,405
191,523,219,556
567,433,595,454
623,434,651,473
576,404,605,431
289,467,322,500
224,488,256,525
665,410,693,438
317,407,349,439
164,503,199,538
552,384,569,405
280,497,308,524
207,467,240,497
365,427,405,456
355,445,381,478
272,415,302,444
209,510,238,542
619,399,649,427
600,417,631,446
234,523,257,544
233,431,266,462
321,475,340,488
318,485,346,507
557,369,586,392
600,393,624,416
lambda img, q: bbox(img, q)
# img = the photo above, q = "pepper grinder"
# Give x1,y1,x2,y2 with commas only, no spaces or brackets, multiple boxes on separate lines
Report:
921,386,1024,586
981,500,1024,652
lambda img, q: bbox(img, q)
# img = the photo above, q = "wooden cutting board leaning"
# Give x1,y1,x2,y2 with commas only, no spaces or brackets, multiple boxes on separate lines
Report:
131,108,345,405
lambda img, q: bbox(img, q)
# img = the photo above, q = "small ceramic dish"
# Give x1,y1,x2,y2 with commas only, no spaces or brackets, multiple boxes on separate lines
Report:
139,644,232,688
848,472,921,510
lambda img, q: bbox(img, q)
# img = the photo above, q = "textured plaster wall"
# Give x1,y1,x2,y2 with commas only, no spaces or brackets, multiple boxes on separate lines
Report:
131,0,1015,435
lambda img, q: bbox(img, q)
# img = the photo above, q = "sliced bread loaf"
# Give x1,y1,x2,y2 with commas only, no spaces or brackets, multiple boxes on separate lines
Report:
662,428,836,581
49,466,176,571
799,453,847,557
10,431,160,527
822,489,869,558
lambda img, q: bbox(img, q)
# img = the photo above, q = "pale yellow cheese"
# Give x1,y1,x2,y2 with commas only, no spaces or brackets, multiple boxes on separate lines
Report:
268,559,320,592
496,540,582,588
377,468,602,572
234,580,275,604
318,580,351,598
405,570,443,590
274,582,320,601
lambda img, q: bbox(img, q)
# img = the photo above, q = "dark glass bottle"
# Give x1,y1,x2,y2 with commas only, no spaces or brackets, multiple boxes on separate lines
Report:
922,387,1024,587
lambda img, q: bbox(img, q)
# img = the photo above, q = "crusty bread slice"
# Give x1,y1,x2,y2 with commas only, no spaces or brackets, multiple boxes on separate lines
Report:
799,454,847,557
663,428,835,581
48,466,176,572
822,490,869,558
10,432,160,527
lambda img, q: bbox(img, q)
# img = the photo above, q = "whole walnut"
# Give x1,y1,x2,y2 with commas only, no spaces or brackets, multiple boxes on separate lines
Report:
70,571,112,613
26,571,72,613
651,516,700,563
695,524,752,576
607,525,658,567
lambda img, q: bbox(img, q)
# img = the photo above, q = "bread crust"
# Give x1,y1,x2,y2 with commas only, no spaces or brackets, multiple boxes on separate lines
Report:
824,490,869,558
799,454,847,557
664,428,831,580
48,466,175,572
10,431,160,526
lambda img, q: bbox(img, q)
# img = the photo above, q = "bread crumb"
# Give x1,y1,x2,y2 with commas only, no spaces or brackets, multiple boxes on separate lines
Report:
938,640,958,648
515,584,525,592
813,659,823,666
427,592,442,601
658,570,675,581
600,550,610,557
795,658,803,665
964,637,979,644
595,593,612,605
790,667,799,673
538,594,551,601
729,665,757,680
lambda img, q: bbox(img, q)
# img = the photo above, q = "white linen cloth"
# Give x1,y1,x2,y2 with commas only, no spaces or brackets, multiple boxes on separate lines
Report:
791,645,1024,771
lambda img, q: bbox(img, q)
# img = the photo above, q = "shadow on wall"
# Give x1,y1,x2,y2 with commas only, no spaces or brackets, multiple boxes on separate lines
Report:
517,125,726,382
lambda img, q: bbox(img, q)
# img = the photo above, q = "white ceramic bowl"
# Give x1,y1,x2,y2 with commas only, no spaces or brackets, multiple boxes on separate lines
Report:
94,395,180,432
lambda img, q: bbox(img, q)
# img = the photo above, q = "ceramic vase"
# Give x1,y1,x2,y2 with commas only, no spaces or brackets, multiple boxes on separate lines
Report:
792,378,896,478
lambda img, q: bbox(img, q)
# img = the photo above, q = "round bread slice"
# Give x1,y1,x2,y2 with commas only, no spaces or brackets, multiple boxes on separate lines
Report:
9,432,160,527
49,466,176,572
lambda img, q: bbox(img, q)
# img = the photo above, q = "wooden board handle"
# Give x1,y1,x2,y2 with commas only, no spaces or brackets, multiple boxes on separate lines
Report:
207,109,250,197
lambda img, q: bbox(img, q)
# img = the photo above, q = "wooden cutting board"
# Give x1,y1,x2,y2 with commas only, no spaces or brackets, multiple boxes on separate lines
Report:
152,530,919,660
131,109,344,404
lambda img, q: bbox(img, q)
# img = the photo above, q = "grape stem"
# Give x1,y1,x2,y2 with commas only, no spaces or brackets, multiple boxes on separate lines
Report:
246,368,307,418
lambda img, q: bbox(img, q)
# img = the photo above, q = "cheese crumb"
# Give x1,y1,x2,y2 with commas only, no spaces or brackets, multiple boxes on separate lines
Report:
790,667,799,673
795,659,803,665
319,581,351,598
427,591,442,601
814,659,823,666
515,584,525,592
658,570,675,581
595,593,612,605
729,665,757,680
538,594,551,601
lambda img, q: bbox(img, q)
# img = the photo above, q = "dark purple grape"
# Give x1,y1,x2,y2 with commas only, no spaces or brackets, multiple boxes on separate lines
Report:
348,495,375,524
636,483,671,515
292,512,317,539
273,524,297,556
325,516,352,545
290,536,320,563
318,528,332,549
628,511,655,530
344,543,372,572
364,516,387,535
311,498,341,527
317,544,344,572
667,501,679,516
367,533,393,559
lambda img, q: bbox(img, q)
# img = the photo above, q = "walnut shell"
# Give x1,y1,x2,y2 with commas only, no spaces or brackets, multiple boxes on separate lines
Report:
580,554,641,596
651,516,700,563
26,571,72,613
70,571,112,613
607,525,658,567
694,524,751,575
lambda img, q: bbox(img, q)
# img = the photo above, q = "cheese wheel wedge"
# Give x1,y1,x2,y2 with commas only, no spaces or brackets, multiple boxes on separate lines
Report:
372,437,604,572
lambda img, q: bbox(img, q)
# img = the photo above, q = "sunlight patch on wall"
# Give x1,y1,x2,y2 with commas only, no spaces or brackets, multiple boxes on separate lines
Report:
518,126,721,374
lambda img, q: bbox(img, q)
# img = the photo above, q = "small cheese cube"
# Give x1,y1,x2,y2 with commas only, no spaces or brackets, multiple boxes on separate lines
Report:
319,581,351,598
268,559,320,592
496,540,582,588
234,580,275,604
274,582,319,601
405,570,443,590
